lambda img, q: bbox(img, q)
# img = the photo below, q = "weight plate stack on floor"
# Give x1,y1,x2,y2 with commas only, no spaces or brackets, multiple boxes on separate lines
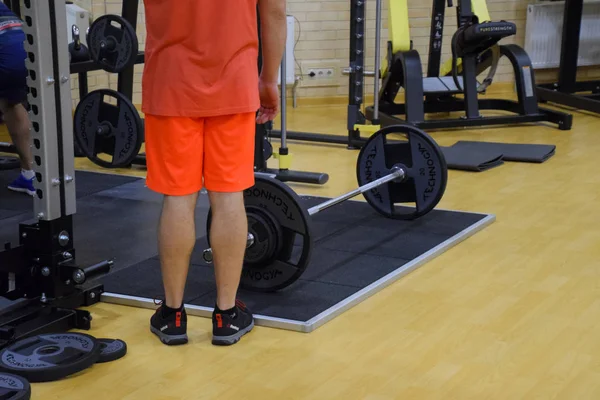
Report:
96,339,127,364
356,125,448,220
0,333,101,383
0,373,31,400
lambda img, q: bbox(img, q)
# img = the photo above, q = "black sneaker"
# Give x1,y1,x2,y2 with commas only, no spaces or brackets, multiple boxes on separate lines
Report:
212,300,254,346
150,301,188,346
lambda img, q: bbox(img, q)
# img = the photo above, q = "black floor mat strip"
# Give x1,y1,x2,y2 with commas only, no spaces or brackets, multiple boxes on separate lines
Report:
441,141,556,172
441,145,504,172
451,141,556,163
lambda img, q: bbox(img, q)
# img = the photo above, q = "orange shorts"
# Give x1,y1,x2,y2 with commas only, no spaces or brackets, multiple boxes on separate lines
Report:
144,113,255,196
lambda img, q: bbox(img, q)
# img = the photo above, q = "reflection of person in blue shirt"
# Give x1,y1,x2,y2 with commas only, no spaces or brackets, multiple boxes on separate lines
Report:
0,2,34,195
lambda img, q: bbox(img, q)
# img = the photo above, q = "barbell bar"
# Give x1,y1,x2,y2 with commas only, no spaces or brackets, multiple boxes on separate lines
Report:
202,166,405,264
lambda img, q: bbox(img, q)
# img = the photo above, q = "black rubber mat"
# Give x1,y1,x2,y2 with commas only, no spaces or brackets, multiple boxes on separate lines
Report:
102,197,489,323
451,141,556,163
0,171,491,325
441,141,556,171
441,145,504,172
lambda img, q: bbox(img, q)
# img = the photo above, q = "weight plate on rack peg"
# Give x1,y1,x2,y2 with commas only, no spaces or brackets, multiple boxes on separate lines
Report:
206,175,313,292
88,14,138,73
0,333,101,383
356,125,448,220
73,89,144,168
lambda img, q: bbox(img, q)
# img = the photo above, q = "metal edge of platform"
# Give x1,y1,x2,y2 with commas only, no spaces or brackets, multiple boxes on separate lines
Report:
100,213,495,333
302,212,496,332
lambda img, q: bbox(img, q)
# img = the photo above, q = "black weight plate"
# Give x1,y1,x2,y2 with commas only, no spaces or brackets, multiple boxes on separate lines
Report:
0,333,100,383
96,338,127,364
88,15,138,73
0,157,19,171
356,125,448,220
74,89,143,168
263,139,273,161
206,175,313,292
0,373,31,400
244,207,282,267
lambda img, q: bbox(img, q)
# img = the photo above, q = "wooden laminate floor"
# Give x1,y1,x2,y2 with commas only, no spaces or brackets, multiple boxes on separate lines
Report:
1,99,600,399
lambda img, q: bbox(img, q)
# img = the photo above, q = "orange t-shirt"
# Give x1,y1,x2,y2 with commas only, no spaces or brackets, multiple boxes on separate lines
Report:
142,0,260,118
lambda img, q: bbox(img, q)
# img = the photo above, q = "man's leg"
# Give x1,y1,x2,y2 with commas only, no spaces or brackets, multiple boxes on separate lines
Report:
145,115,204,346
0,100,35,195
0,101,33,170
207,190,247,311
204,112,256,346
158,192,199,309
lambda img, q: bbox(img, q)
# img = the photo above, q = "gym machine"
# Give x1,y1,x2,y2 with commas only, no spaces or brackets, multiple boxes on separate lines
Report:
0,0,111,347
364,0,573,131
254,10,329,185
536,0,600,115
267,0,387,149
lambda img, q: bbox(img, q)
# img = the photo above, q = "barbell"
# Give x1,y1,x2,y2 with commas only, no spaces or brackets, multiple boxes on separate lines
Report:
201,124,448,292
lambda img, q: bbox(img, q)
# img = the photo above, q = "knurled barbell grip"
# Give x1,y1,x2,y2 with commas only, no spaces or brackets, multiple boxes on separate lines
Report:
307,166,405,216
202,233,255,264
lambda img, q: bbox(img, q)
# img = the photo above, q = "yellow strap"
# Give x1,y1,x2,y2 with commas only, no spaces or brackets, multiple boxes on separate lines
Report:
389,0,411,53
440,0,492,76
354,124,381,135
273,153,293,170
471,0,491,22
441,58,460,76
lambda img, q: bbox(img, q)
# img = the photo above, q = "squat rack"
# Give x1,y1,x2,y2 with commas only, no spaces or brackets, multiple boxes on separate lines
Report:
0,0,108,346
268,0,376,149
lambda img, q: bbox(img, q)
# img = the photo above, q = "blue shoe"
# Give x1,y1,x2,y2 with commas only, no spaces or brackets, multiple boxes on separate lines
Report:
7,174,35,196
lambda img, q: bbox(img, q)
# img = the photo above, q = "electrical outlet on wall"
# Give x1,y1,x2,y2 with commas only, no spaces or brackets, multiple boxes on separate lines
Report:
307,68,335,79
300,61,339,87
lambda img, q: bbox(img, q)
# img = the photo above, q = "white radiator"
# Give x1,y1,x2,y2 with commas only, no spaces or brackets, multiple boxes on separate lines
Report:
278,16,296,85
524,1,600,69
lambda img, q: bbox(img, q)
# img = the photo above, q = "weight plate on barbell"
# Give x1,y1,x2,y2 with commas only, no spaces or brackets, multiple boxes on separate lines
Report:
87,14,138,73
244,207,282,267
0,333,100,383
73,89,144,169
206,175,313,292
356,125,448,220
